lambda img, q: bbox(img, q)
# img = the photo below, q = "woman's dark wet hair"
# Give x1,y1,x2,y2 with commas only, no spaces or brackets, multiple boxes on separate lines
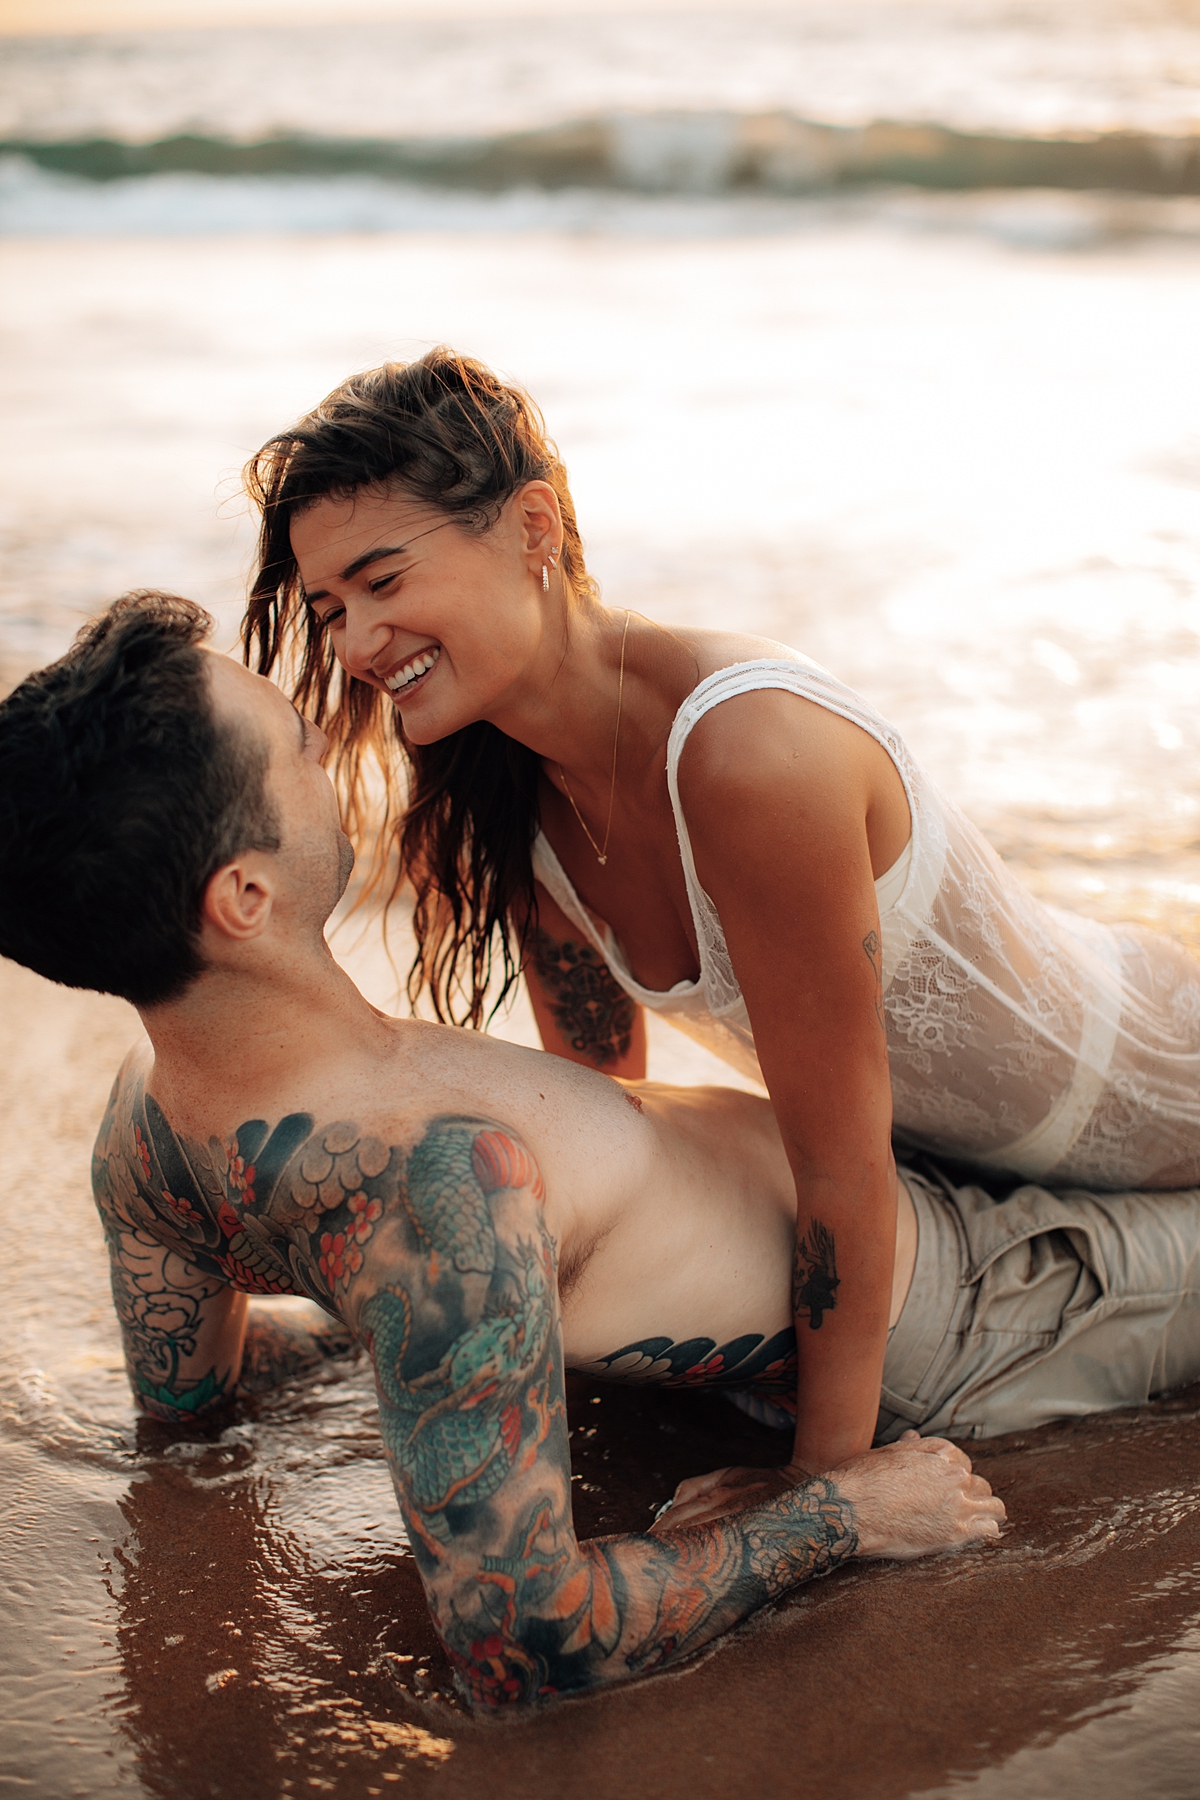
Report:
0,591,280,1007
243,346,596,1028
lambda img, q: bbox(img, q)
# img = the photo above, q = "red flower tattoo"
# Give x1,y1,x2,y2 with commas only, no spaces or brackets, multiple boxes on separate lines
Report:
224,1139,257,1207
319,1230,363,1289
161,1188,202,1226
132,1125,153,1187
317,1193,383,1291
347,1190,383,1243
215,1251,290,1294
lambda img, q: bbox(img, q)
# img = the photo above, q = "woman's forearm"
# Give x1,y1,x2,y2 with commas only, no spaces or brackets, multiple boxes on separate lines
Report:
788,1157,898,1471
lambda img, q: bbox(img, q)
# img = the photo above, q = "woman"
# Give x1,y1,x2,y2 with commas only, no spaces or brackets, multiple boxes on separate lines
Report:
243,348,1200,1486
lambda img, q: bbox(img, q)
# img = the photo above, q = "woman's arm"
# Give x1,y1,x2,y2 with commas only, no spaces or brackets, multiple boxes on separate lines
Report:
680,690,909,1475
524,882,647,1078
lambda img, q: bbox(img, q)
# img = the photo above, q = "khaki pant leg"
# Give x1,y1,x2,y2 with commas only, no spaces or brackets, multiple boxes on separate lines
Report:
879,1168,1200,1443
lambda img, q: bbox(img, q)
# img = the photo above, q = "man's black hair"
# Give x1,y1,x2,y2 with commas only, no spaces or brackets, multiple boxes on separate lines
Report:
0,591,280,1006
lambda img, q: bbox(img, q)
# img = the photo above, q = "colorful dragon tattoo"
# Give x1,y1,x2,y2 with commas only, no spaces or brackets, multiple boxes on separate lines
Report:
92,1072,859,1708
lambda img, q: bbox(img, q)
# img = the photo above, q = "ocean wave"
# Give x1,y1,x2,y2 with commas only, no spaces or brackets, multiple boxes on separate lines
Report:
6,123,1200,241
7,114,1200,198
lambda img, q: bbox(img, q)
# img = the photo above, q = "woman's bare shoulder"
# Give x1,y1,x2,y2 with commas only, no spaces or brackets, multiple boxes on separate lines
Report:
664,627,887,816
673,626,805,682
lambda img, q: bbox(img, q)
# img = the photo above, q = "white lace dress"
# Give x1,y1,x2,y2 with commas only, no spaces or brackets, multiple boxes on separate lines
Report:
532,656,1200,1188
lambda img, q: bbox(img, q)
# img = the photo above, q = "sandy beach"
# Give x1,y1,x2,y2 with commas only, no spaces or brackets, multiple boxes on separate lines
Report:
6,951,1200,1800
4,4,1200,1792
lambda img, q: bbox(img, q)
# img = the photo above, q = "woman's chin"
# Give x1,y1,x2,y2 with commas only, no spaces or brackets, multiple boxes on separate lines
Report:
391,695,463,745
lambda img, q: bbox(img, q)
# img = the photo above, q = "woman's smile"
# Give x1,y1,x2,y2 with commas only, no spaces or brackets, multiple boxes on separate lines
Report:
381,643,441,700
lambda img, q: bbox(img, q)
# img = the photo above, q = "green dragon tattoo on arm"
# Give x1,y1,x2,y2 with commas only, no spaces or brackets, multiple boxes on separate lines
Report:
92,1069,859,1707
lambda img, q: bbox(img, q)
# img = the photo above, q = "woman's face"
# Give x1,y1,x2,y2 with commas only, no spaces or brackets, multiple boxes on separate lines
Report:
289,481,561,744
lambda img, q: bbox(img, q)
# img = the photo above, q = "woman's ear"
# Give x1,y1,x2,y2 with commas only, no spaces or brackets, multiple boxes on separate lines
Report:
514,479,563,560
201,856,275,943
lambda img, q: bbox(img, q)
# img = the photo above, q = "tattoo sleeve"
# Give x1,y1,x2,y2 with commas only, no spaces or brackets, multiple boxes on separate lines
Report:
349,1114,857,1706
92,1073,858,1705
527,926,637,1068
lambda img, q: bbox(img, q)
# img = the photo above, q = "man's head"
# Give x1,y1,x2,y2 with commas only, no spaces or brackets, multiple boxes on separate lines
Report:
0,591,353,1008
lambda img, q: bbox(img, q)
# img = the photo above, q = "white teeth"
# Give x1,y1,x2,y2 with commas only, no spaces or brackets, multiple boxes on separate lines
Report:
385,648,439,693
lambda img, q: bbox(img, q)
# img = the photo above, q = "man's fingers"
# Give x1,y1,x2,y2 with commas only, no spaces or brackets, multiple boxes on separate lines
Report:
650,1494,737,1535
914,1435,973,1471
965,1511,1004,1541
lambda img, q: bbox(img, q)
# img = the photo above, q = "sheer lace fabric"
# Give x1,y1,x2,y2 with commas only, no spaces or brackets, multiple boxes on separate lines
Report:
532,657,1200,1188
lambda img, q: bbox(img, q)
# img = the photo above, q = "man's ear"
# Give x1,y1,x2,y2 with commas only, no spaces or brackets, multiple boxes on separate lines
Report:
201,856,275,943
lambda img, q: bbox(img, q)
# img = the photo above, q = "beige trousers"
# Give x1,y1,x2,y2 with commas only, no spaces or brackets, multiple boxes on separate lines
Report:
733,1163,1200,1441
874,1164,1200,1442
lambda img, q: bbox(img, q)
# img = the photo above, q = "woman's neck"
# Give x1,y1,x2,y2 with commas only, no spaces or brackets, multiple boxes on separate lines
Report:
486,605,698,799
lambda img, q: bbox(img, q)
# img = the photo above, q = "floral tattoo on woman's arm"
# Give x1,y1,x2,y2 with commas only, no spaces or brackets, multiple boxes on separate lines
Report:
528,927,637,1067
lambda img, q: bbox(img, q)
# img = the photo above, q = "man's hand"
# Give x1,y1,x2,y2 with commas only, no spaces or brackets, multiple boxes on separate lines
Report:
824,1433,1004,1558
651,1433,1005,1559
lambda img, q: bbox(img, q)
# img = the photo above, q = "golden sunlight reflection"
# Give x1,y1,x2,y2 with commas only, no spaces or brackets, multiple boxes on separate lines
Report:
3,7,1200,1800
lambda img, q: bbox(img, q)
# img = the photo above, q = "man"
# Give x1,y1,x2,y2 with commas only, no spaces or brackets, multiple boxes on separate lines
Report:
2,596,1195,1709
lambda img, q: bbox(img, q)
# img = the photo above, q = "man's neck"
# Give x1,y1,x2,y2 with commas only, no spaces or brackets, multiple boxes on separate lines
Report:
138,935,389,1123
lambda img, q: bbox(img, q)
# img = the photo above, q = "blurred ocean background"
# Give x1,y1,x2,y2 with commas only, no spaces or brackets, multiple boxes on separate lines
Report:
3,9,1200,1796
2,0,1200,942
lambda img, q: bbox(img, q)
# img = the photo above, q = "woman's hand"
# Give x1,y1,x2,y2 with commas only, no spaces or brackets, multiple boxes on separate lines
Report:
650,1433,1005,1560
648,1461,807,1535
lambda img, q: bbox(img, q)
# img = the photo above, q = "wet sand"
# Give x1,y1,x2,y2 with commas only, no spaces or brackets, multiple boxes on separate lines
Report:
5,955,1200,1799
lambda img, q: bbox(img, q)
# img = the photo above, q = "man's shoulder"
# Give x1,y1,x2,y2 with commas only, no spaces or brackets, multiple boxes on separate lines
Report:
90,1077,548,1318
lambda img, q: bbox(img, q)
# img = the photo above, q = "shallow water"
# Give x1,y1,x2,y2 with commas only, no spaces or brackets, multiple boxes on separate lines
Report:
6,967,1200,1800
4,10,1200,1785
3,213,1199,934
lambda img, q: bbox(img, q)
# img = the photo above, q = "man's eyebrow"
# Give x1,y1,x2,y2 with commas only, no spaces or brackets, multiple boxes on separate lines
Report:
302,545,412,604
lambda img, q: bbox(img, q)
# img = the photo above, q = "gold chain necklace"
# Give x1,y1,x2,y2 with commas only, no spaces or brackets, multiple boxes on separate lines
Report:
557,609,631,867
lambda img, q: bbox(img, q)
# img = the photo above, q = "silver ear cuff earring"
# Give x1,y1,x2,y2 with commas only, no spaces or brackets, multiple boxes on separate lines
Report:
542,545,561,592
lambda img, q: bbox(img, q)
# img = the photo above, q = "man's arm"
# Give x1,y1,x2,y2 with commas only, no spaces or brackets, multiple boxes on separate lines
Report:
341,1110,857,1706
525,883,647,1078
91,1069,354,1421
93,1070,1000,1699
